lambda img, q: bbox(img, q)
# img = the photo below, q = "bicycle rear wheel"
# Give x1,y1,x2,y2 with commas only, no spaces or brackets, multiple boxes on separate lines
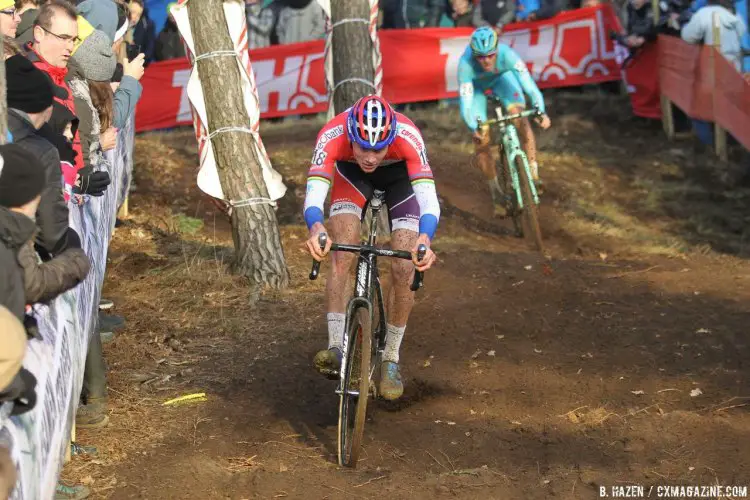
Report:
337,306,372,467
516,156,544,252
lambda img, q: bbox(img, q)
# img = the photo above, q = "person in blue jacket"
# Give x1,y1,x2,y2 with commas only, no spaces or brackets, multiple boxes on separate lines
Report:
457,26,551,216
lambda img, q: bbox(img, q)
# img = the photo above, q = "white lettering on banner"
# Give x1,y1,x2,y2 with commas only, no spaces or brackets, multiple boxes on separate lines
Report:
173,69,191,123
502,28,556,80
254,51,327,113
439,37,470,93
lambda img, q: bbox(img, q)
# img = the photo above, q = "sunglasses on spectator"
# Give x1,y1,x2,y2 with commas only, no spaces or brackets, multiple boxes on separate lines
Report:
39,25,81,44
0,8,16,15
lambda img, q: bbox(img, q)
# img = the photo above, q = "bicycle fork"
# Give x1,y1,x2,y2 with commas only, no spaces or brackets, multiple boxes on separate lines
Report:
501,125,540,210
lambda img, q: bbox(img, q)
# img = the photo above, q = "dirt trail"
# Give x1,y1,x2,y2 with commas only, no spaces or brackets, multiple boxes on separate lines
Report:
64,96,750,499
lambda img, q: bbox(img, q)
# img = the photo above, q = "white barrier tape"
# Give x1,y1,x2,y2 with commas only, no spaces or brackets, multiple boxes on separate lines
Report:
329,17,369,30
193,49,238,63
229,197,277,208
199,126,255,143
332,77,377,94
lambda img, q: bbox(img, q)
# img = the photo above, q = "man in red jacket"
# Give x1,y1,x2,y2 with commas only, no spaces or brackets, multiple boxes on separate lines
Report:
25,0,82,173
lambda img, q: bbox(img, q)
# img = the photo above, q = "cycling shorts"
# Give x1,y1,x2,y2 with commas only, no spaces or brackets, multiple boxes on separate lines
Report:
330,161,420,233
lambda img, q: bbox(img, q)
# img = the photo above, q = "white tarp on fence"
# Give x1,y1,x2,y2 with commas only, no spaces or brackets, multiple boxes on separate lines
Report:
0,118,135,500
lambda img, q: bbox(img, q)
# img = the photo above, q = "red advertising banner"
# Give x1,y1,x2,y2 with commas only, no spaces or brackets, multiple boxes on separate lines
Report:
135,5,623,132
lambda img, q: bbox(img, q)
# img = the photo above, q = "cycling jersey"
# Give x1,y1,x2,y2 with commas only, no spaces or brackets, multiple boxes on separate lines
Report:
457,43,546,131
303,111,440,239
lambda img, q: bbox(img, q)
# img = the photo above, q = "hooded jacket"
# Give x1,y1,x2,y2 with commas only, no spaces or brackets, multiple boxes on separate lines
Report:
0,207,36,320
681,4,747,70
472,0,517,28
15,8,37,45
381,0,444,29
65,58,110,173
7,110,71,256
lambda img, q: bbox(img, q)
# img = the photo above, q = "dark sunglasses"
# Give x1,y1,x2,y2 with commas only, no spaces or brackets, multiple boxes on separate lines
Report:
0,8,16,15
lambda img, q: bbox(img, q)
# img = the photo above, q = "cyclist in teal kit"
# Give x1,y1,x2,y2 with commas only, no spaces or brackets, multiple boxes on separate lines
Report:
457,26,551,216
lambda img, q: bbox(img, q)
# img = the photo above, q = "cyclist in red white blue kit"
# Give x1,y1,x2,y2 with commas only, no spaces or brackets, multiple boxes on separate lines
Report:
303,95,440,401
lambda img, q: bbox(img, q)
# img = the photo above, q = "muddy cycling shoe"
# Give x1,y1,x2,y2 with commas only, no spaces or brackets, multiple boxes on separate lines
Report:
379,361,404,401
314,347,342,380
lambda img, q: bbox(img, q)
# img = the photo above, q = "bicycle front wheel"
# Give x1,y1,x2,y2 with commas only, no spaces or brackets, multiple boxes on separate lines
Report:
337,306,372,467
498,151,523,238
516,156,544,252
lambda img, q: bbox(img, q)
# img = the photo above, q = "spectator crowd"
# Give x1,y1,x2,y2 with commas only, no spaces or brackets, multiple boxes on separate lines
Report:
0,0,146,498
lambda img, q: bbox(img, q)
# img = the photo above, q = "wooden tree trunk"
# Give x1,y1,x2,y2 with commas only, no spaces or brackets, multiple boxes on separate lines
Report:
331,1,390,235
0,34,6,145
331,0,375,113
188,0,289,288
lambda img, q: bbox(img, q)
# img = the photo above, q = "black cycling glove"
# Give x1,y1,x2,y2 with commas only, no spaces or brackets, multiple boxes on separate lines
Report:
74,167,111,197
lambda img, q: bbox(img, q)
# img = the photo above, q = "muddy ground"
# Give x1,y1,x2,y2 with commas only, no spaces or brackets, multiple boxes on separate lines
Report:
61,94,750,499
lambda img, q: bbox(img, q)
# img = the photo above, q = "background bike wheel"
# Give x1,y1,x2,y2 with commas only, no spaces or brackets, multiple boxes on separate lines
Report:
516,156,544,252
337,306,372,467
498,154,523,237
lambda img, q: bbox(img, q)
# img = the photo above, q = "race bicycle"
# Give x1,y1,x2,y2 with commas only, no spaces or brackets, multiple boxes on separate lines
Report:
309,189,426,468
478,98,544,252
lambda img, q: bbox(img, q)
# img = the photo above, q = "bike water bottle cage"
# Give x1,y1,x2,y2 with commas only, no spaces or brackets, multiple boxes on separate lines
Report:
347,95,398,150
470,26,498,57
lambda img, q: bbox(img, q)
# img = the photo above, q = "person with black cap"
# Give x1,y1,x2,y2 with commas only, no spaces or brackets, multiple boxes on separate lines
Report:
5,53,81,258
2,143,91,315
0,144,89,432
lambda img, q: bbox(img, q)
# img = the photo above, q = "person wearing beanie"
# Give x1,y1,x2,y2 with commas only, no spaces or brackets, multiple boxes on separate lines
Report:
0,144,46,320
0,143,89,358
66,28,118,197
0,145,89,426
5,54,81,258
0,0,20,37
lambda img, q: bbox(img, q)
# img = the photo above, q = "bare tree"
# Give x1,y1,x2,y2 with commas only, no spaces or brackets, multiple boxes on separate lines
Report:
331,0,375,113
188,0,289,288
330,1,389,234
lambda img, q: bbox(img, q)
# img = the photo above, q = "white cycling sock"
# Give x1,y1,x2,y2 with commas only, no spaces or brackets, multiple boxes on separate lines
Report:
327,313,345,351
383,324,406,363
530,161,539,180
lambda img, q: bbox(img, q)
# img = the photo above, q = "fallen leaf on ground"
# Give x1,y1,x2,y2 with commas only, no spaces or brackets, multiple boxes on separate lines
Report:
690,388,703,397
631,390,646,395
487,350,496,357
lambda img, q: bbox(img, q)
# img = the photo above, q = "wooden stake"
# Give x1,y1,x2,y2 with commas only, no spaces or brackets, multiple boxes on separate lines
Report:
712,12,728,162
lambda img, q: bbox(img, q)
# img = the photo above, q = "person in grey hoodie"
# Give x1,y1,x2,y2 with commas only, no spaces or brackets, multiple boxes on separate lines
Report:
681,0,747,70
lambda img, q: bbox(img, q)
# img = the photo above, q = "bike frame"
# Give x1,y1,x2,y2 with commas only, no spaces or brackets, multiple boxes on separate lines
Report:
309,188,424,394
481,104,541,210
